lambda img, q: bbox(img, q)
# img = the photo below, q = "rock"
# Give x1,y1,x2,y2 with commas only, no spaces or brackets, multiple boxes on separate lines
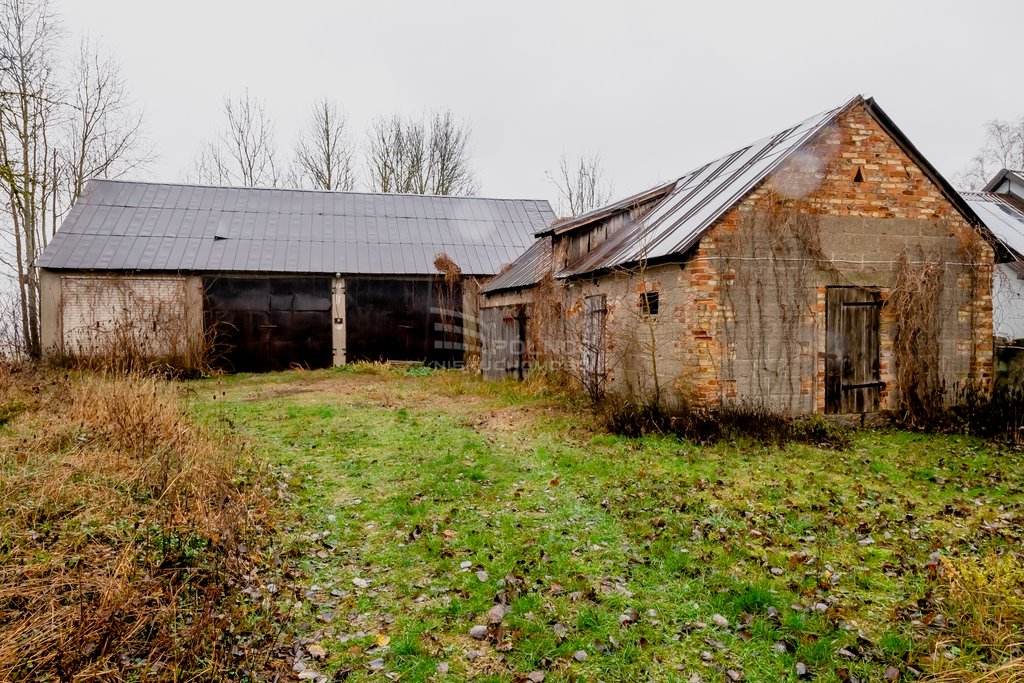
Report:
436,662,449,674
460,561,472,570
726,670,742,681
770,567,784,576
469,625,488,640
712,614,729,628
574,650,588,662
476,570,489,582
486,604,506,625
884,666,900,681
352,578,370,588
526,672,545,682
796,662,808,676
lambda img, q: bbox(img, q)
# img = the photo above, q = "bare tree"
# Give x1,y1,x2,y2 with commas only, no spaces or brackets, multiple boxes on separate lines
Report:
428,109,476,196
365,108,477,196
548,152,613,216
292,97,356,191
0,0,62,357
193,88,279,187
64,38,150,201
0,0,147,357
957,116,1024,191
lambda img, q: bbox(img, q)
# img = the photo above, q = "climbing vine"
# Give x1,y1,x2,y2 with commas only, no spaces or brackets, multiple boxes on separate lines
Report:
716,192,834,413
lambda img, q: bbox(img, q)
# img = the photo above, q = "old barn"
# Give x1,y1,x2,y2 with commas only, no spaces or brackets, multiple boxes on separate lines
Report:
36,180,554,371
481,95,1005,416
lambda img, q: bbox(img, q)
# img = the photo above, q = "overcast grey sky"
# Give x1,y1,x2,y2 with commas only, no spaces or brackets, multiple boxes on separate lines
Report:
58,0,1024,203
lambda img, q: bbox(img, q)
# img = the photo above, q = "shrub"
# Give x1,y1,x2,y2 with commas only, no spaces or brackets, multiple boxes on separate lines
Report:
599,394,852,449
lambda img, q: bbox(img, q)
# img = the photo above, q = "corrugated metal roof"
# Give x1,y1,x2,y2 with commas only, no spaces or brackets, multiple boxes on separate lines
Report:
962,191,1024,259
36,179,556,276
480,236,552,294
556,97,858,277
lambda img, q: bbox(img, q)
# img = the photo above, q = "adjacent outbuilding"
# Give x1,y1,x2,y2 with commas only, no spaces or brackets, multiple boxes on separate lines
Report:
481,95,1005,416
36,180,554,372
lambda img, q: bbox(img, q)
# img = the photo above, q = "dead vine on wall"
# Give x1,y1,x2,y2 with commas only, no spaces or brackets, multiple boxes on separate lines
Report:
717,193,834,412
56,277,213,377
888,252,946,427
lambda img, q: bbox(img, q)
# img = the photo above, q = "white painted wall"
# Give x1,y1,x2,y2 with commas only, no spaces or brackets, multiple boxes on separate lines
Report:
995,263,1024,342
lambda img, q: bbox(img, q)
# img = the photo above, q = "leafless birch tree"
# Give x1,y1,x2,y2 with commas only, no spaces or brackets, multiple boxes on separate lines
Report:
292,97,356,191
365,108,477,195
0,0,62,356
548,152,613,216
0,0,147,357
193,88,279,187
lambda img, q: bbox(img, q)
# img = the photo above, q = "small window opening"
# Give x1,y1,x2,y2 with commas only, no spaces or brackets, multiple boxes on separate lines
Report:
640,291,659,317
853,167,864,183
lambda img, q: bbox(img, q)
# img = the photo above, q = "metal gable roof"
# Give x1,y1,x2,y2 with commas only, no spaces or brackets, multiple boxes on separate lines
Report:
480,235,552,294
961,191,1024,260
36,180,556,276
555,97,858,278
983,169,1024,194
543,94,991,279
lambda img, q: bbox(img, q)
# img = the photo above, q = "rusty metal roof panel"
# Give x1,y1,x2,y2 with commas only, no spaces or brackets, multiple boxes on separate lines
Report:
37,180,555,275
962,191,1024,258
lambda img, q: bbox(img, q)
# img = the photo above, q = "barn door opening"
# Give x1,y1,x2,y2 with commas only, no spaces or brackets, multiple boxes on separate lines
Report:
582,294,607,397
825,286,883,414
204,277,333,373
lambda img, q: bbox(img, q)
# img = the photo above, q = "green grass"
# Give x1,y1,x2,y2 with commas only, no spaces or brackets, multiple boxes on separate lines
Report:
190,368,1024,682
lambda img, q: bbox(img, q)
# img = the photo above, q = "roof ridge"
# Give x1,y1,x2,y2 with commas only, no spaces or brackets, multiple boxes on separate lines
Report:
85,177,552,204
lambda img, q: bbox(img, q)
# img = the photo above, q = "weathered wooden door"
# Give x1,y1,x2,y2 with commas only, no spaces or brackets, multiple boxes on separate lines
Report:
582,295,607,397
825,286,883,414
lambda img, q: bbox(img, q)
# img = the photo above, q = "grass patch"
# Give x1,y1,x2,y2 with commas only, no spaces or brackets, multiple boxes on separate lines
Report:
190,367,1024,682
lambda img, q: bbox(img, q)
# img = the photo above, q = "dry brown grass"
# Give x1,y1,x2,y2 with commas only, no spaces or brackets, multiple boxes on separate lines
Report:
926,554,1024,682
0,365,278,680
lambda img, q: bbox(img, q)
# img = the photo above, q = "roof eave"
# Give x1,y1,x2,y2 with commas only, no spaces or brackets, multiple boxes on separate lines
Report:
538,181,677,238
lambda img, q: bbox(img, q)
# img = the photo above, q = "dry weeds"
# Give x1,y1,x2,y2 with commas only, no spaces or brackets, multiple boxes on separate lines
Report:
0,364,277,680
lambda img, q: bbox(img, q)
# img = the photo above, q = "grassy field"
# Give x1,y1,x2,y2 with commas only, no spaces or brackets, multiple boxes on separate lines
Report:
190,366,1024,683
